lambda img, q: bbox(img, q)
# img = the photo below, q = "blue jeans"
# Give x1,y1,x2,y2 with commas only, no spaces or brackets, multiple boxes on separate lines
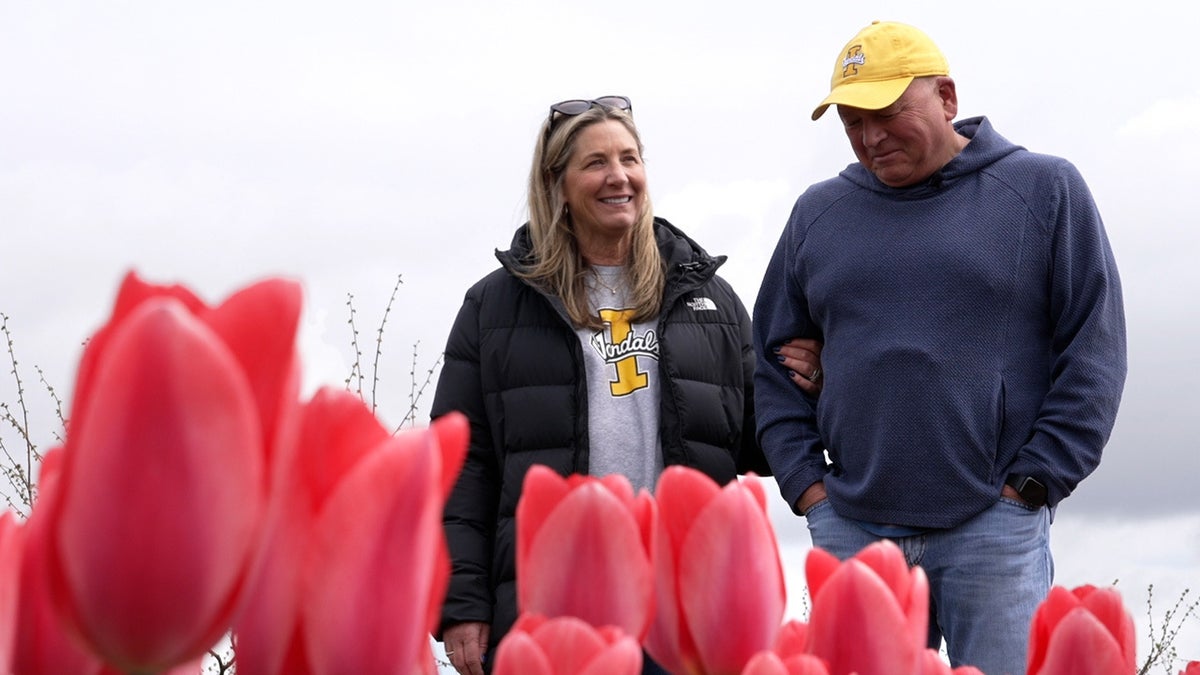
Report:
804,497,1052,675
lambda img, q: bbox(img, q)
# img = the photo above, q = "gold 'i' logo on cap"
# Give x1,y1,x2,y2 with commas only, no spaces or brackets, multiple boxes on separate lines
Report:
842,45,866,78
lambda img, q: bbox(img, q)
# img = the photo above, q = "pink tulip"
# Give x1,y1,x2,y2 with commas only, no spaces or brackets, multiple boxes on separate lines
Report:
917,650,984,674
9,449,106,675
737,620,828,675
234,390,468,675
740,651,830,675
493,613,642,675
41,271,301,672
771,619,809,659
645,468,787,675
516,466,656,639
1027,585,1136,675
1,510,22,673
804,540,928,675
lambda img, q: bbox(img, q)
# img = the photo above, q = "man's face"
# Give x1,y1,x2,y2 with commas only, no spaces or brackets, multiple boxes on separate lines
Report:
837,77,957,188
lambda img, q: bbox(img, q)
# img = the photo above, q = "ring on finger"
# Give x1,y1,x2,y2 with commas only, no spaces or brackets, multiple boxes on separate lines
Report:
809,367,821,382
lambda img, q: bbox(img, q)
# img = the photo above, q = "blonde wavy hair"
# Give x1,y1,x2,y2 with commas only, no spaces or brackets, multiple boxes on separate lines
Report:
519,105,664,329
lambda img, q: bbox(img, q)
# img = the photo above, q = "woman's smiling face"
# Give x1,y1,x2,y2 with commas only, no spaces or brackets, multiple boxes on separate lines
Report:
562,119,646,250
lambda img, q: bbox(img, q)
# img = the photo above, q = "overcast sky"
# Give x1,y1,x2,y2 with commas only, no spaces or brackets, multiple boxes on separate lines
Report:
2,0,1197,665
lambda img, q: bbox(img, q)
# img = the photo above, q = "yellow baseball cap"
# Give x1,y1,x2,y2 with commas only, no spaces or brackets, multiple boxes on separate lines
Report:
811,21,950,121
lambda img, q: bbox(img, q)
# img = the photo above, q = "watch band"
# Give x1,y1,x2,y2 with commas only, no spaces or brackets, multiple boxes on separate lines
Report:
1005,474,1048,507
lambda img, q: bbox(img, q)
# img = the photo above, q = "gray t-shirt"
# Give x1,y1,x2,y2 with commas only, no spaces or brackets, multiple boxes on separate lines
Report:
576,265,663,492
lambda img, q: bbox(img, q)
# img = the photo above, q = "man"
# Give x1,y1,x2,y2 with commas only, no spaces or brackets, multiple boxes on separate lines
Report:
753,20,1126,674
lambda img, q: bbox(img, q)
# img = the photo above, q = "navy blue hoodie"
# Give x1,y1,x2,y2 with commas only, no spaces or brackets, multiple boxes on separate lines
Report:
753,116,1126,528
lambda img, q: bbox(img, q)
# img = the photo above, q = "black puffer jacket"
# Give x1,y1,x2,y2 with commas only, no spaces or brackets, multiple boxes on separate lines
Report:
432,217,766,650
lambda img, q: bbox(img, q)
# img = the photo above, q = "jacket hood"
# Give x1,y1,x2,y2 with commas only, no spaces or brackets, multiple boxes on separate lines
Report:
838,116,1024,198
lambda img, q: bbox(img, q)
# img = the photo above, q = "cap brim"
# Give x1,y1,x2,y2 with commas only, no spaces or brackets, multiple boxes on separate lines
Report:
811,76,915,121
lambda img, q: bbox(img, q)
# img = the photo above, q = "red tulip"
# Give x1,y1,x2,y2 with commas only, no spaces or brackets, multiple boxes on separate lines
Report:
1,509,22,673
9,449,107,675
492,613,642,675
737,620,828,675
1027,585,1136,675
771,619,809,659
917,650,983,674
234,390,468,675
740,651,830,675
516,466,656,639
1181,661,1200,675
41,271,301,672
645,468,787,675
804,540,928,675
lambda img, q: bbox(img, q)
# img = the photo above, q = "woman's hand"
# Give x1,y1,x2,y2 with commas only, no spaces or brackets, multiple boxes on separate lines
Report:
775,338,824,396
443,621,490,675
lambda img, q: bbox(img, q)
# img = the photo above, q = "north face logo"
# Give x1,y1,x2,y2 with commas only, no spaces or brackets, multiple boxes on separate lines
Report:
686,297,717,311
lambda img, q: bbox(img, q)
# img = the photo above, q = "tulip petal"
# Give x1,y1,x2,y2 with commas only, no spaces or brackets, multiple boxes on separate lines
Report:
576,632,642,675
302,429,443,674
519,480,653,637
742,651,788,675
804,547,841,602
783,654,833,675
70,271,207,434
1027,585,1083,674
806,559,922,675
920,648,952,674
52,300,265,671
0,511,23,671
655,466,720,555
852,540,914,607
432,411,470,499
11,448,107,675
529,615,613,672
679,481,786,674
1035,608,1128,675
772,619,809,658
427,413,470,639
1077,587,1137,673
644,466,721,673
201,277,302,470
516,466,572,572
493,630,553,675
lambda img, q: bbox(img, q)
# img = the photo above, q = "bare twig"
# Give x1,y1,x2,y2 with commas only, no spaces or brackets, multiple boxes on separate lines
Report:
370,275,404,415
345,293,365,399
1137,584,1199,675
395,344,443,432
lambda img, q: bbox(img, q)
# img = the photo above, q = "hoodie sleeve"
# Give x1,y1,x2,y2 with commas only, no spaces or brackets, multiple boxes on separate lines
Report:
1007,159,1127,507
752,199,830,513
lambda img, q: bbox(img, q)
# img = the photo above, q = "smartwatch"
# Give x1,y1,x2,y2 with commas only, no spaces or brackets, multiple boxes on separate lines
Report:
1005,474,1048,507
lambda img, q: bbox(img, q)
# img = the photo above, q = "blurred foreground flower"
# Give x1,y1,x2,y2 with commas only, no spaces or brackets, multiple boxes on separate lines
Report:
739,620,828,675
234,391,468,675
492,613,642,675
0,510,24,672
1026,584,1136,675
516,466,656,639
645,468,786,675
804,540,928,675
919,648,984,675
8,451,109,675
40,272,301,673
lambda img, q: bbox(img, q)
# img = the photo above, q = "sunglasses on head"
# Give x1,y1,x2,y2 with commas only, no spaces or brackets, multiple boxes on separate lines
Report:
547,96,633,124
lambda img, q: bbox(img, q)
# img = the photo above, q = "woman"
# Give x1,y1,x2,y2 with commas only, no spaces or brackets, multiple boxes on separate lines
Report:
432,96,819,675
